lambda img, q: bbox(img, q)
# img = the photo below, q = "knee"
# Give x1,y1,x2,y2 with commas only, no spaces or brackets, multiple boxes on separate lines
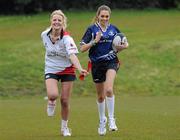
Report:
60,98,69,108
98,96,105,102
48,92,58,101
105,88,113,96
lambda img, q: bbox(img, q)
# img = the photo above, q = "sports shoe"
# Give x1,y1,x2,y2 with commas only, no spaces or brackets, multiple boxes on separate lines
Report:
98,117,107,136
109,118,118,131
61,127,71,136
47,100,56,117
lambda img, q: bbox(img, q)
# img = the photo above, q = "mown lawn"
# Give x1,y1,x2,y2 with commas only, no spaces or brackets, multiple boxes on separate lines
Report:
0,9,180,140
0,95,180,140
0,10,179,97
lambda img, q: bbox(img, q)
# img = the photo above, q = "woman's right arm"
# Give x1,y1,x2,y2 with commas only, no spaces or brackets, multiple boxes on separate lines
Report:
80,31,101,52
80,40,95,52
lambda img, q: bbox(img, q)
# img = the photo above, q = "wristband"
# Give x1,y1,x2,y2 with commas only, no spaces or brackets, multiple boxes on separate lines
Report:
90,40,96,46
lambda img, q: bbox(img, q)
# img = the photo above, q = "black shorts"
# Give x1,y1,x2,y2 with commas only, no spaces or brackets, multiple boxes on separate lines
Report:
91,58,120,83
45,73,76,82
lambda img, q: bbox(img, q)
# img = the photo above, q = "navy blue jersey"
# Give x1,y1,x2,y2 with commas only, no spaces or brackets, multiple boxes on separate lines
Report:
80,23,120,62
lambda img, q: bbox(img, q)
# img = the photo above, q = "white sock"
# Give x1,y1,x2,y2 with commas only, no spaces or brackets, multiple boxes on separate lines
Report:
61,120,68,129
97,100,106,122
106,95,115,119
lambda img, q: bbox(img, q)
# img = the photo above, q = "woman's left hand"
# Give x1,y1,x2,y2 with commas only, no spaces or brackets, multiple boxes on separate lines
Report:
116,42,129,52
79,69,89,77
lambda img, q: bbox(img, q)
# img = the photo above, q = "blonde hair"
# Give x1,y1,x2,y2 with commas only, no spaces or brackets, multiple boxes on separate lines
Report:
50,9,67,30
92,5,111,24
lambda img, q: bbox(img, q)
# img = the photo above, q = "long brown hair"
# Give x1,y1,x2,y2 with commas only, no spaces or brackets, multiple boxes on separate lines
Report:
92,5,111,24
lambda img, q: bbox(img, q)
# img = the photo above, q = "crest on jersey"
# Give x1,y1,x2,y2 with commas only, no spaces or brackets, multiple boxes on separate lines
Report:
108,30,115,36
45,42,48,48
70,43,74,47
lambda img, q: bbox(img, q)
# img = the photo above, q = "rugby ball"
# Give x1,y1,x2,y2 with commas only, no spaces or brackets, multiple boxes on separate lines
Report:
112,33,127,52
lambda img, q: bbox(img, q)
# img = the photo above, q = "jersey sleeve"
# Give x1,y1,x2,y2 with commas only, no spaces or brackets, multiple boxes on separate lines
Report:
41,32,46,47
41,28,51,47
80,27,93,45
113,25,121,34
63,35,79,56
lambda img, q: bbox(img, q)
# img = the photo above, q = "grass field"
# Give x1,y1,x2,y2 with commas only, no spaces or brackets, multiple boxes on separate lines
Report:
0,10,179,97
0,95,180,140
0,10,180,140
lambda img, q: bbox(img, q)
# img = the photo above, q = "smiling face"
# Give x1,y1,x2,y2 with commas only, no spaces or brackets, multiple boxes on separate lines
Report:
98,10,110,27
51,14,64,31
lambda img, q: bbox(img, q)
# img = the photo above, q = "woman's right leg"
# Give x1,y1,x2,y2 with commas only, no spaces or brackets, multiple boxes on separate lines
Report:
45,79,59,116
95,83,106,120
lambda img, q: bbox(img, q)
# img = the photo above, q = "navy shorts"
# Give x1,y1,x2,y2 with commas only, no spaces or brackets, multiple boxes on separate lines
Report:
45,73,76,82
91,58,120,83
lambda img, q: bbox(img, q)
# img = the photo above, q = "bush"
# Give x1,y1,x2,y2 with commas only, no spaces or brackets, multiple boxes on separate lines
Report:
0,0,179,14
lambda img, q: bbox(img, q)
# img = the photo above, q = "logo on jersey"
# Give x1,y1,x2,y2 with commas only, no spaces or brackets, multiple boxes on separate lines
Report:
70,43,74,47
45,74,50,79
108,30,115,36
45,42,48,48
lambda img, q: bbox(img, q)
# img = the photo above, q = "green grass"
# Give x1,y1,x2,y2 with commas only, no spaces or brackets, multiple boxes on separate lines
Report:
0,10,180,140
0,95,180,140
0,10,180,97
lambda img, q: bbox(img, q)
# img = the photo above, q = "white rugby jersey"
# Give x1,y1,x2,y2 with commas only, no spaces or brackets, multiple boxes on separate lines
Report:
41,28,79,74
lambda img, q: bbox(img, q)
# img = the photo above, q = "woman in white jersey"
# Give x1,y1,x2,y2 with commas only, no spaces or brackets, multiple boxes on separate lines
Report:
41,10,88,137
80,5,128,136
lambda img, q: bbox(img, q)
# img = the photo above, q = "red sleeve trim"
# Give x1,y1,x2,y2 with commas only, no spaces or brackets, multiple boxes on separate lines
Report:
63,31,70,36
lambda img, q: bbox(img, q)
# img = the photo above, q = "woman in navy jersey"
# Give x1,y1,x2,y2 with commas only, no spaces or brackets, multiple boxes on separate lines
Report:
41,9,88,137
80,5,128,136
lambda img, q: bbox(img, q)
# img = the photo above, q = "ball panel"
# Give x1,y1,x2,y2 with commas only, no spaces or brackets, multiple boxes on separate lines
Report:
112,33,127,52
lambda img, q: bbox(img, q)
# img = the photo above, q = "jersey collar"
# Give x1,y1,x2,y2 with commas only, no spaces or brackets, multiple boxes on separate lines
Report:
96,22,110,32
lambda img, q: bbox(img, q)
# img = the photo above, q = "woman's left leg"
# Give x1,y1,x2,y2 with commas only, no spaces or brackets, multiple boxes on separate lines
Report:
105,69,116,97
104,69,118,131
60,81,73,136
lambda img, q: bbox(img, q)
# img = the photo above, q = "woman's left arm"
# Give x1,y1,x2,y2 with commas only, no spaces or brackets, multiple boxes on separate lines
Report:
69,54,88,76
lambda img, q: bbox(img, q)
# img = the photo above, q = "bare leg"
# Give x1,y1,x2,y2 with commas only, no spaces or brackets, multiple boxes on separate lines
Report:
60,81,73,121
46,79,59,101
95,82,107,135
104,69,116,97
105,69,118,131
45,79,59,116
60,81,73,136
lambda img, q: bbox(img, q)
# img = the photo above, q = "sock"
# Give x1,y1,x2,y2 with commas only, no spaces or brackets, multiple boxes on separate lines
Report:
97,100,106,122
48,99,56,105
106,95,115,119
61,120,68,129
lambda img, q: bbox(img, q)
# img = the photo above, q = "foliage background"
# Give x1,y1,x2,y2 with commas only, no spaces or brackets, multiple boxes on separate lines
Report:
0,0,180,14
